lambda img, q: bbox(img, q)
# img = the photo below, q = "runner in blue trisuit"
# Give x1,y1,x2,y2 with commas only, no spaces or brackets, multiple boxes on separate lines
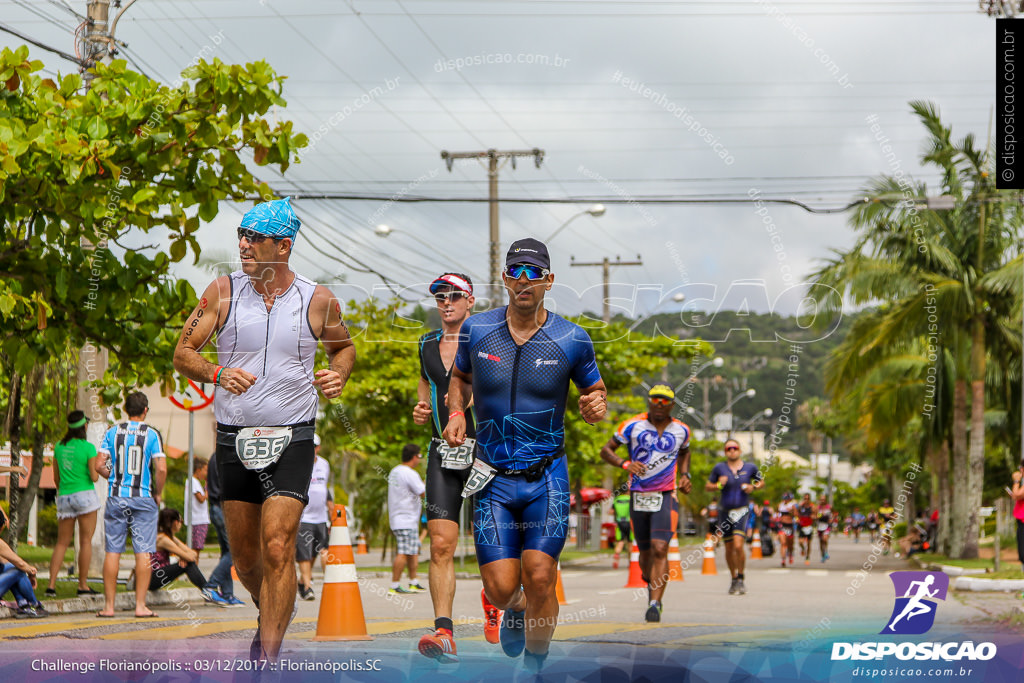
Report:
444,238,607,670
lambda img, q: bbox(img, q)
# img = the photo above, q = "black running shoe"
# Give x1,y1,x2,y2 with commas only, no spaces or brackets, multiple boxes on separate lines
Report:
644,603,661,623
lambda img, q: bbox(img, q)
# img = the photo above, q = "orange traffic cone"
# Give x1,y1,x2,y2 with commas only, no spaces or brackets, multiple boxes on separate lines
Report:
701,534,718,575
356,532,368,555
312,505,372,641
624,542,647,588
555,562,568,606
750,530,763,559
668,534,684,582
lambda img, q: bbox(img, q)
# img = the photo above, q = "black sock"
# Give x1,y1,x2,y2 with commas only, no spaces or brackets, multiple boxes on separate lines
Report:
738,573,744,581
435,617,454,633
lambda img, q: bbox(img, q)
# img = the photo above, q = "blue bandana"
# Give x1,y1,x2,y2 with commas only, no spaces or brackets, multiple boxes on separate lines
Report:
239,197,301,239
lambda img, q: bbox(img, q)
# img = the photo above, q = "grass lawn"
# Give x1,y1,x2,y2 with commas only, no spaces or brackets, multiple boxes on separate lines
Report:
18,545,73,567
977,567,1024,580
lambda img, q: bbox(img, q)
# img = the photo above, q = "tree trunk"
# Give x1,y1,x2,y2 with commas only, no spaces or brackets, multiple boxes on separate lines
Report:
948,379,969,557
933,444,946,557
11,366,45,544
3,373,22,548
960,316,987,559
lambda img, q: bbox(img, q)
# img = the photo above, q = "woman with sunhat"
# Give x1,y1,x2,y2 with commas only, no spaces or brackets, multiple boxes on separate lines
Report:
45,410,102,596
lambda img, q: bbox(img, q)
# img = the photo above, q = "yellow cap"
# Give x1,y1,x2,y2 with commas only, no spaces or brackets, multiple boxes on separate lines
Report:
648,384,674,400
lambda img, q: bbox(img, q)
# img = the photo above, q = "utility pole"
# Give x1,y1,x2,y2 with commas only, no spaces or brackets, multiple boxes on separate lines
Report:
570,255,643,323
440,148,544,301
83,1,110,85
979,1,1022,16
81,0,138,574
83,0,137,85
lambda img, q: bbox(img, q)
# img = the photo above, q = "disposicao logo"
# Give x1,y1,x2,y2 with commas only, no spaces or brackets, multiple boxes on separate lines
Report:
882,571,947,635
831,571,996,663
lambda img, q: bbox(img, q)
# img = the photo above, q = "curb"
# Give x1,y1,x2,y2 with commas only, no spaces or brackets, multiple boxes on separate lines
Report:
951,576,1024,592
1,588,205,619
924,563,988,577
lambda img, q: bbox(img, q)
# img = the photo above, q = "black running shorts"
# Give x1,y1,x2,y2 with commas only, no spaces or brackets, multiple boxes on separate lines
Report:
216,422,316,505
424,438,472,522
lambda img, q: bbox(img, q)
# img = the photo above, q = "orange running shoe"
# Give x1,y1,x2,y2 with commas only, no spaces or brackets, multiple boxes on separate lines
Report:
418,628,458,663
481,588,502,645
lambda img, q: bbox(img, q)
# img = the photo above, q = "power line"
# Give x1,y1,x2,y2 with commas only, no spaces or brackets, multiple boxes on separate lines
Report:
265,191,863,214
0,21,83,65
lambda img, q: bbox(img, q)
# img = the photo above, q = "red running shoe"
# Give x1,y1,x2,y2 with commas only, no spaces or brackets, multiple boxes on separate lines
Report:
418,628,458,663
481,588,502,645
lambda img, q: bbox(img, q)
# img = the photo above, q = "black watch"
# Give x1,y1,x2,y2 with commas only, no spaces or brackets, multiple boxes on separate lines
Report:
681,472,691,478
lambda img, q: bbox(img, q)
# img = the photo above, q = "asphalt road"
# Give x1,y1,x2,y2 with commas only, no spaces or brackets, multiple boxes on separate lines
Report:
0,535,1017,682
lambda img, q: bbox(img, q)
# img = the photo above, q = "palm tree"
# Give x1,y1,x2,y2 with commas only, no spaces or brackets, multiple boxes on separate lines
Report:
812,101,1022,558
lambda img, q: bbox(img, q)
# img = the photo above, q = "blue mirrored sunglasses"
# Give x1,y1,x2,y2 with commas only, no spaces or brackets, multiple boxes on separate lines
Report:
504,263,549,280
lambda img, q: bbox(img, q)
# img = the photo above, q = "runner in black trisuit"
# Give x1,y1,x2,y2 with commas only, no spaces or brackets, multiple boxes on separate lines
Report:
412,273,487,662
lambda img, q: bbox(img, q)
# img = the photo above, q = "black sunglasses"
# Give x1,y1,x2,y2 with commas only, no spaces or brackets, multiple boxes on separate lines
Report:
237,227,281,244
725,446,740,452
434,291,467,303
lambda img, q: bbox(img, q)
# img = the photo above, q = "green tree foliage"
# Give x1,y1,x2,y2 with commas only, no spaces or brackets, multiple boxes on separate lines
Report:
0,46,305,385
0,47,306,542
811,101,1023,558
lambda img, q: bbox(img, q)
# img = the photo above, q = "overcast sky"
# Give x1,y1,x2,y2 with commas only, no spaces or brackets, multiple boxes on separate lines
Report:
2,0,997,318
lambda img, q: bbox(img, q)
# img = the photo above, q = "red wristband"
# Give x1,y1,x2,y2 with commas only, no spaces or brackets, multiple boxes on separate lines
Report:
621,461,630,470
214,366,225,385
449,411,464,420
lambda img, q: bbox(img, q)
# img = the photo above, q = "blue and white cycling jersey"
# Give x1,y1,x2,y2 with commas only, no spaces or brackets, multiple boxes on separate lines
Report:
454,306,602,470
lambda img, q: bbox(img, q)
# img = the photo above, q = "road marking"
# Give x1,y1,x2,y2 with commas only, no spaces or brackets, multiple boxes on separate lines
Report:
290,619,435,640
460,622,720,643
805,570,829,577
655,628,796,647
0,614,188,643
593,571,622,578
98,617,311,640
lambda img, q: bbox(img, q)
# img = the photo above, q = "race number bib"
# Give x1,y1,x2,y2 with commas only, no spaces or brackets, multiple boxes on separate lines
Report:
438,438,475,470
461,458,496,498
728,508,747,524
817,522,830,533
235,426,292,471
633,492,663,513
801,525,814,535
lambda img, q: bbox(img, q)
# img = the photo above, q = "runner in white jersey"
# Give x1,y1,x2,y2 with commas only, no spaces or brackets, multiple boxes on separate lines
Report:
173,197,355,662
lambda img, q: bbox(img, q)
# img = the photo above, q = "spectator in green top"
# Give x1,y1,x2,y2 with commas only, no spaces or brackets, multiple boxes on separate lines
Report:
45,410,101,596
612,488,632,568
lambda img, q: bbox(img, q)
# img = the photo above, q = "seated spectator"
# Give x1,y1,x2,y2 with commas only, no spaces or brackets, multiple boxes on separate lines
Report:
149,509,227,606
0,507,48,618
897,518,929,558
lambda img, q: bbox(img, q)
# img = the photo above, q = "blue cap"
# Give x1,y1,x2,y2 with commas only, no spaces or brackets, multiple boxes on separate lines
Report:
239,197,301,239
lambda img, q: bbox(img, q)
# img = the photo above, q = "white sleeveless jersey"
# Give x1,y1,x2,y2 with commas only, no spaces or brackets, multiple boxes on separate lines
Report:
214,271,320,426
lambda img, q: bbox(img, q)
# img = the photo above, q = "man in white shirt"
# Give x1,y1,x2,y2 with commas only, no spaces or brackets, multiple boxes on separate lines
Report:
296,435,332,600
187,458,211,553
388,444,426,595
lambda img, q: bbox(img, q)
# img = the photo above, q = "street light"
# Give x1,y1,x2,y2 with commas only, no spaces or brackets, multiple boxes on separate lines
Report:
739,408,773,459
685,406,706,427
375,224,484,283
545,204,606,242
715,388,755,436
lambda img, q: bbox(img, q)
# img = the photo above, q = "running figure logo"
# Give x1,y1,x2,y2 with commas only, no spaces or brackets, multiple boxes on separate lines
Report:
881,571,948,635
